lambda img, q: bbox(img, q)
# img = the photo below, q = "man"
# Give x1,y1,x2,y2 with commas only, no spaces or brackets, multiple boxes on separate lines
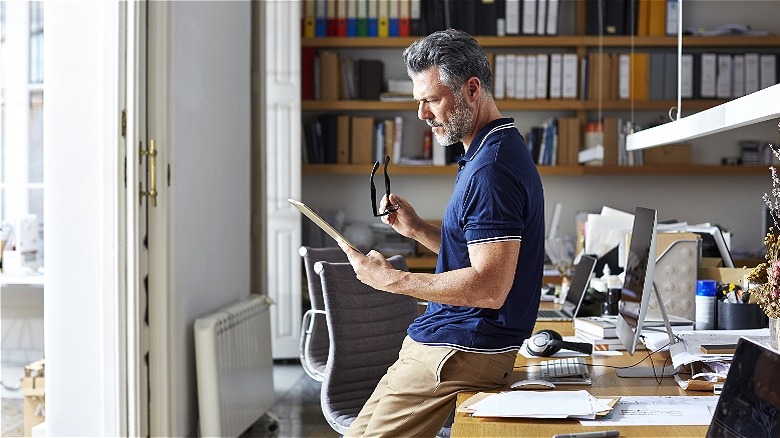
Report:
338,29,545,437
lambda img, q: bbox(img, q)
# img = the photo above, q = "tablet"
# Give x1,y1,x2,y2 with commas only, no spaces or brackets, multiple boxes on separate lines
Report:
288,199,360,252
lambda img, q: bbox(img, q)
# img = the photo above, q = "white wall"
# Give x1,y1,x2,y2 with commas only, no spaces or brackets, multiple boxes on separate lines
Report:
304,0,780,256
44,1,122,435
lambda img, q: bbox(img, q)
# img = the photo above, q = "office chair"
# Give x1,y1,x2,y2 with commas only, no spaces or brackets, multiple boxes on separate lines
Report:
315,255,420,435
298,246,348,381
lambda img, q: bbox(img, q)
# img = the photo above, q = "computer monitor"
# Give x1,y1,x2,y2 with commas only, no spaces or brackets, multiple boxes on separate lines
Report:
614,207,678,378
615,207,658,355
687,224,735,268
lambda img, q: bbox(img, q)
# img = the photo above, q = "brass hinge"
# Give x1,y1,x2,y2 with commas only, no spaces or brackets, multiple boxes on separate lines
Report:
140,139,158,207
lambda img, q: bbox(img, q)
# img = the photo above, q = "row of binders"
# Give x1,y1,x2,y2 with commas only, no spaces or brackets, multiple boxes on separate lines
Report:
301,0,567,38
303,115,404,165
586,0,679,36
528,116,643,167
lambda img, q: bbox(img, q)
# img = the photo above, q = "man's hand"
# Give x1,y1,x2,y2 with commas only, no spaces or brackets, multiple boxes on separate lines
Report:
337,240,399,292
380,193,422,239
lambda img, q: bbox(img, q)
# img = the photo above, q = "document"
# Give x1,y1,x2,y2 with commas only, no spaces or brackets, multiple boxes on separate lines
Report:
580,396,718,427
467,390,612,419
643,328,770,369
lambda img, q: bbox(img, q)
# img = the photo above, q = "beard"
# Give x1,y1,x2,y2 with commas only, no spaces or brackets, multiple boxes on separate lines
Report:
427,92,475,146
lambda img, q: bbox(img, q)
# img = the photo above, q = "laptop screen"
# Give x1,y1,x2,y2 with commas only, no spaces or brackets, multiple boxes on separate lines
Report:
707,337,780,437
565,255,597,314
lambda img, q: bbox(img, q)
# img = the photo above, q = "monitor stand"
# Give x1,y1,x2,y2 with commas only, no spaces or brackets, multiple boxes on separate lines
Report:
616,282,680,378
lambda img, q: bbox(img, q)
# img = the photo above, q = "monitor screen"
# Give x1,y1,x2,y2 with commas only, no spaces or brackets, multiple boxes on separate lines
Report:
616,207,658,355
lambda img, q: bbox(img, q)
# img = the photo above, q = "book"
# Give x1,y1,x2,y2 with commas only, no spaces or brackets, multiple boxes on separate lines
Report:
573,316,617,338
350,115,375,164
319,50,341,101
574,329,646,351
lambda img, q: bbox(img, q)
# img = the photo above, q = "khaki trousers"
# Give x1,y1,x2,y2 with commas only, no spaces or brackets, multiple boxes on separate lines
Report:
345,336,517,438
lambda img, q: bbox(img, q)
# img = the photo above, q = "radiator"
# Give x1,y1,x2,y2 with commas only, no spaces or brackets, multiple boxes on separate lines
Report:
194,295,275,437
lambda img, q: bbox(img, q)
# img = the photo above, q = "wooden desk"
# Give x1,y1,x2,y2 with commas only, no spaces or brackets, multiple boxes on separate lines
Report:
452,319,710,437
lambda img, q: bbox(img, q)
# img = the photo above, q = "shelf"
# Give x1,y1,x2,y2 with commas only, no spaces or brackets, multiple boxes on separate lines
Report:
303,99,728,112
302,35,780,49
303,164,769,177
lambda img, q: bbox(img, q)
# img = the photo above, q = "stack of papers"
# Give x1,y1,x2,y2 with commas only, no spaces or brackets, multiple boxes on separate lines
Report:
461,390,615,419
643,328,770,369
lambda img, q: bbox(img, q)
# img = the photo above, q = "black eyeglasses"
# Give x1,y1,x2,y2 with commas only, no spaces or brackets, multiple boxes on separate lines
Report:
370,155,399,217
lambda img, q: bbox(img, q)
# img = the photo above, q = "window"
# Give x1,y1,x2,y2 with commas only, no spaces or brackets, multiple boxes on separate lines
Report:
0,1,44,269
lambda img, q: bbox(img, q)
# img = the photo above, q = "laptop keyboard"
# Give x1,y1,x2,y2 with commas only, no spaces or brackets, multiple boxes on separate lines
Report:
539,357,588,379
537,309,567,318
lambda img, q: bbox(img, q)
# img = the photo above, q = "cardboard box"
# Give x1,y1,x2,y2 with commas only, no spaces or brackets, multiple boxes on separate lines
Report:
644,143,692,165
697,267,752,288
21,359,45,437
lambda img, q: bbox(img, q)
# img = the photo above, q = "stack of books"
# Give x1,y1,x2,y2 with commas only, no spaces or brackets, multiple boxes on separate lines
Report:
573,316,644,351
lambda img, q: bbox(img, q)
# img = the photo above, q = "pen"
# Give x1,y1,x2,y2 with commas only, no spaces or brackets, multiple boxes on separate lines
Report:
552,430,620,438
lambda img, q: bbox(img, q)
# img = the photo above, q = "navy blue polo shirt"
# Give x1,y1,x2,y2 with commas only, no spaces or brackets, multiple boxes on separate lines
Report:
407,118,545,353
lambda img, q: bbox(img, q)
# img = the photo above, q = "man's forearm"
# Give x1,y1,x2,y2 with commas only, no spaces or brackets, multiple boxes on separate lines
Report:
410,221,442,255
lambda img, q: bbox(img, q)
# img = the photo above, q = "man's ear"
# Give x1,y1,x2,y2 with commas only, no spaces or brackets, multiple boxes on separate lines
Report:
466,77,480,99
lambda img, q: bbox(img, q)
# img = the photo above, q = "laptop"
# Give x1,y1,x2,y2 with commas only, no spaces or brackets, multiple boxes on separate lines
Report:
706,337,780,437
537,255,597,322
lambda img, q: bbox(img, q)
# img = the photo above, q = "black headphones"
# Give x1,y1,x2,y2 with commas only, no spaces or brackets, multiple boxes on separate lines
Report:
526,329,593,357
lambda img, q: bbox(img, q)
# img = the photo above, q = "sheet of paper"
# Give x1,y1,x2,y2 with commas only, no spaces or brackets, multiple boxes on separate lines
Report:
580,395,718,426
584,213,634,258
469,390,595,418
643,329,770,368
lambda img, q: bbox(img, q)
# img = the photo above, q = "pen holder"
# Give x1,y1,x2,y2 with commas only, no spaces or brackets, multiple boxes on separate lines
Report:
716,301,768,330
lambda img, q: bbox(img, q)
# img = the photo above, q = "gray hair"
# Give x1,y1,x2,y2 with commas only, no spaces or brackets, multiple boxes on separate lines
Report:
402,29,492,95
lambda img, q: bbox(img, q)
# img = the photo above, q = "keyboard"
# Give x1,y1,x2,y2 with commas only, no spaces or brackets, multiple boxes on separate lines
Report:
539,357,591,384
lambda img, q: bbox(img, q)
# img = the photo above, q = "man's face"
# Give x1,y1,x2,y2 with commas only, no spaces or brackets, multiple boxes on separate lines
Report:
412,67,475,146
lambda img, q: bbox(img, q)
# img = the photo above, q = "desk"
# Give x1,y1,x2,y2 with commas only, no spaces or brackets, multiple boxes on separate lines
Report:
452,320,710,437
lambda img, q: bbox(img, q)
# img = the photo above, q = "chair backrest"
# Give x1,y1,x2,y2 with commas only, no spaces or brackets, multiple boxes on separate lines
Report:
299,246,348,381
315,255,419,435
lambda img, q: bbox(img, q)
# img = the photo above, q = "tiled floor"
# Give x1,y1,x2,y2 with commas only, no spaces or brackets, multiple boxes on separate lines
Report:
1,361,337,438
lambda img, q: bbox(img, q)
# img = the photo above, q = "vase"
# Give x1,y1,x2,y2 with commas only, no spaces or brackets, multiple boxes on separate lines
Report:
770,317,780,350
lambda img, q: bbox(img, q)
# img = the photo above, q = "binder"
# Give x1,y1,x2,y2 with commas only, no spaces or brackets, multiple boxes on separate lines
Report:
649,52,665,100
476,0,499,36
410,0,422,35
603,0,626,35
744,53,760,95
456,0,477,36
680,53,694,98
337,0,348,36
526,54,537,99
357,0,368,36
716,54,732,99
505,0,521,35
368,0,379,36
358,59,384,100
493,54,506,99
377,0,389,37
732,54,745,98
336,115,351,164
536,53,549,99
327,0,338,36
699,53,717,98
546,0,559,35
602,116,620,166
350,116,375,164
303,0,316,37
637,0,650,36
319,114,339,163
399,0,410,36
392,116,404,164
319,51,341,101
760,54,777,90
561,53,578,98
505,54,517,99
549,53,562,98
302,47,317,100
515,55,527,99
647,0,666,36
663,52,678,100
536,0,547,35
388,0,399,36
618,53,630,99
315,0,327,36
522,0,536,34
665,0,678,36
347,0,358,36
629,52,649,101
